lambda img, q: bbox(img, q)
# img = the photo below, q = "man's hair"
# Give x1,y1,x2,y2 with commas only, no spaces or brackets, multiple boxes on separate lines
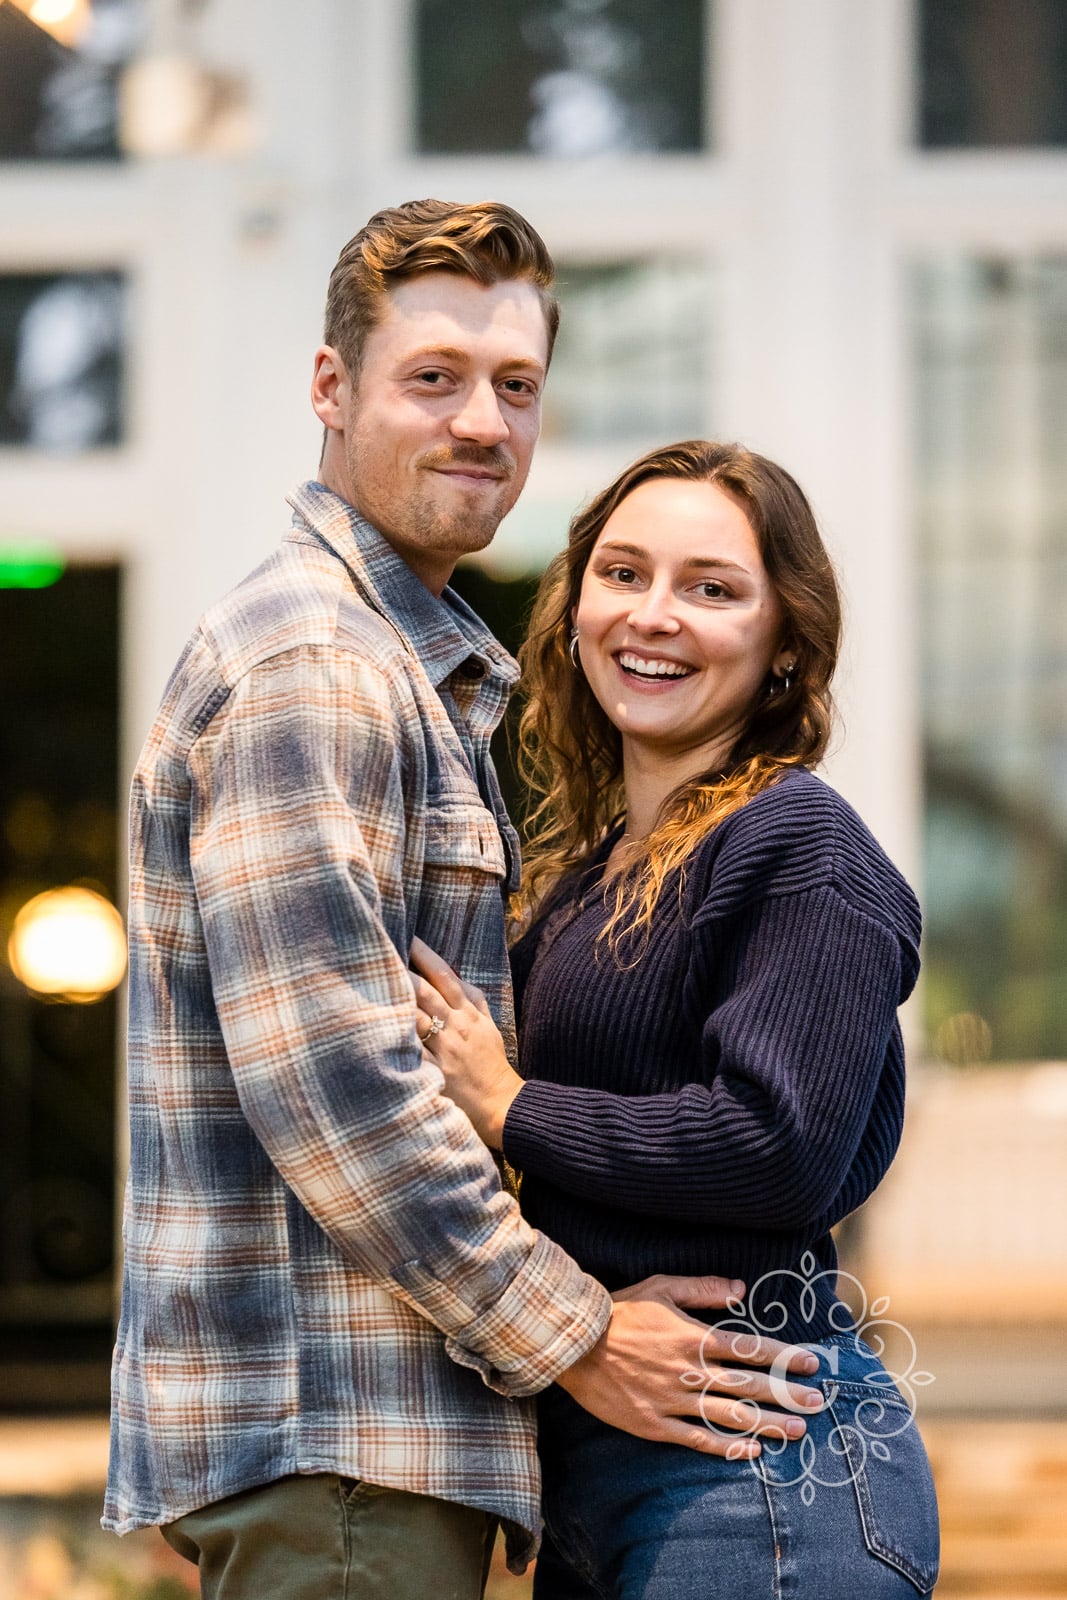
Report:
323,198,560,381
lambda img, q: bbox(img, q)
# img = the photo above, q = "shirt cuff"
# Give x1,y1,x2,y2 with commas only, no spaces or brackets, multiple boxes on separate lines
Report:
444,1229,612,1398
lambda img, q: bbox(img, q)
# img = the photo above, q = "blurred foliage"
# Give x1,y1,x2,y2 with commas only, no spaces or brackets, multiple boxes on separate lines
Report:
0,1500,197,1600
0,1494,533,1598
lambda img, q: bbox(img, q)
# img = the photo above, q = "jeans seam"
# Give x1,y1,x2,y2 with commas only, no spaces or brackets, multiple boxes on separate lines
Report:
759,1468,783,1600
829,1398,937,1594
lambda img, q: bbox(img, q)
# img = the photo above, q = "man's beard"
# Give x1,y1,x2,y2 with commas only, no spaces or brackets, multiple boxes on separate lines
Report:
405,489,508,552
406,444,519,553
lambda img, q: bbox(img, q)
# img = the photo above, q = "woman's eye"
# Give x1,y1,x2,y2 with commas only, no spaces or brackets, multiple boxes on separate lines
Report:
607,566,638,584
698,580,728,599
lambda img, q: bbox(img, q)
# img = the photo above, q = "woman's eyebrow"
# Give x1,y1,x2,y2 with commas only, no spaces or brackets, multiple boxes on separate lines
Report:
596,541,750,573
681,557,751,573
595,541,646,557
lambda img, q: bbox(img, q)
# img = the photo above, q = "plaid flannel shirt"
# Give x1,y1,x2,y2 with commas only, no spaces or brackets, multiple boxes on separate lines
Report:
104,482,611,1567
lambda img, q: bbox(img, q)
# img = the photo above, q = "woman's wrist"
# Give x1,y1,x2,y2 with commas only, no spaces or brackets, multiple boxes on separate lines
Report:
484,1077,525,1151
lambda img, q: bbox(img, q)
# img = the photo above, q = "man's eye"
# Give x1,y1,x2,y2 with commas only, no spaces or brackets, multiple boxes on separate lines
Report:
500,378,534,395
417,371,446,385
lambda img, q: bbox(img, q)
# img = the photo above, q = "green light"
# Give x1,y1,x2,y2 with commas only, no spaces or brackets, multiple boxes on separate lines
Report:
0,545,66,588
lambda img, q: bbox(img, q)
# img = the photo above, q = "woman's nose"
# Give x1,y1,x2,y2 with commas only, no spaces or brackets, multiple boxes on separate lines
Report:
627,585,680,633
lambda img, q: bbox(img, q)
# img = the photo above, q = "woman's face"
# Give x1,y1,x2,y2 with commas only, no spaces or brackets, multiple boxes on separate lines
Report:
574,477,789,772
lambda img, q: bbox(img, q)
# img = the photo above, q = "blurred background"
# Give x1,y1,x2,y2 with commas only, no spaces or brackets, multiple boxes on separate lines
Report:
1,0,1066,1595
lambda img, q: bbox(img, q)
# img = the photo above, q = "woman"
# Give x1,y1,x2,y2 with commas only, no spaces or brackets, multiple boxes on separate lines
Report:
412,441,940,1599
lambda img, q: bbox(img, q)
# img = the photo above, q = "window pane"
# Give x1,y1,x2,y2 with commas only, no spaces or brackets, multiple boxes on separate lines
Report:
919,0,1067,147
915,258,1067,1061
544,259,712,445
0,273,127,450
415,0,706,155
0,0,140,162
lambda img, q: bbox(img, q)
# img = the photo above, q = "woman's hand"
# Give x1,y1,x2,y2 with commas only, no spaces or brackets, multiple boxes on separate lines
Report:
410,937,525,1150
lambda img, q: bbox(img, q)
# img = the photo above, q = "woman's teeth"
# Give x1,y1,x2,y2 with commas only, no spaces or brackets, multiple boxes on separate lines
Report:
617,653,692,679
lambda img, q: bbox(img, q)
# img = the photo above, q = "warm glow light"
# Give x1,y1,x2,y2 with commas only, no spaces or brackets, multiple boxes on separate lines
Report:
7,887,127,1003
119,54,211,156
8,0,90,49
31,0,76,22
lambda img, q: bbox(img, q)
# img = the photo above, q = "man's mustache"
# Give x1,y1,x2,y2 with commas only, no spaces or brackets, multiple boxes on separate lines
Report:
418,446,515,479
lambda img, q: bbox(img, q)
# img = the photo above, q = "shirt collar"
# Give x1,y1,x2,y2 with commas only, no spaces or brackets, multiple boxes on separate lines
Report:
285,480,519,690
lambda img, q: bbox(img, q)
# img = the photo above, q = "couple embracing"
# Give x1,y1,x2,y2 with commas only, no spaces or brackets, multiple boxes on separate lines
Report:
104,198,940,1599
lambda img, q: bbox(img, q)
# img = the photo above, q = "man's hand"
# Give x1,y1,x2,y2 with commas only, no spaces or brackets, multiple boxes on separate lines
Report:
556,1274,825,1459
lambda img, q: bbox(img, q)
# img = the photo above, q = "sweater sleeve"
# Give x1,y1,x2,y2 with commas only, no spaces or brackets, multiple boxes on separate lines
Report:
502,882,905,1230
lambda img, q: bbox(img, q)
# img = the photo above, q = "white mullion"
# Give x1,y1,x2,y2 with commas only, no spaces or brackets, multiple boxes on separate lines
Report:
712,0,921,874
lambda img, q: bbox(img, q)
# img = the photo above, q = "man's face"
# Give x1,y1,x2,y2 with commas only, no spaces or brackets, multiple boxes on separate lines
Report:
315,272,549,590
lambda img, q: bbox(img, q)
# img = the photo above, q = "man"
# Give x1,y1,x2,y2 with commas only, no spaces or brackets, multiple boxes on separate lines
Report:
105,199,819,1599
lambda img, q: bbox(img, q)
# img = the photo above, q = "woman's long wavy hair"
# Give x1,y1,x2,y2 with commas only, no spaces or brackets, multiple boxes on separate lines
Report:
514,440,842,951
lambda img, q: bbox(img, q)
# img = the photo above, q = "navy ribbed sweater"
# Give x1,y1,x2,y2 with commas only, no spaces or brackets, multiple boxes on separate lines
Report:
502,767,921,1345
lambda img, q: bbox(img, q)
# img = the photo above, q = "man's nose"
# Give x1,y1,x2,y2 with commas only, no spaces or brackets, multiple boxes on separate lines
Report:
449,381,509,446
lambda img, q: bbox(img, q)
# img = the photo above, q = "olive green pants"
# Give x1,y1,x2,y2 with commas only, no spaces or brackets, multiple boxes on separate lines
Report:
161,1473,498,1599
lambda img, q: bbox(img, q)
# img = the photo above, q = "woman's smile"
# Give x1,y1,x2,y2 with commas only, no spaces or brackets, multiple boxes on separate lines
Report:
615,649,695,684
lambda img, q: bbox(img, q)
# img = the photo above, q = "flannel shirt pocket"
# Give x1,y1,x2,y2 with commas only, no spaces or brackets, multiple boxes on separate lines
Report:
424,803,507,878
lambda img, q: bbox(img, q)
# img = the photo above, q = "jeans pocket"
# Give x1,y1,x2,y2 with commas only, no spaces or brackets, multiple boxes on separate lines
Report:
828,1381,940,1595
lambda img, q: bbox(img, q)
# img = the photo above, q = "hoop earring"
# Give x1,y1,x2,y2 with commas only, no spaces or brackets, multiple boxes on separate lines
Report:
771,661,796,697
568,628,581,669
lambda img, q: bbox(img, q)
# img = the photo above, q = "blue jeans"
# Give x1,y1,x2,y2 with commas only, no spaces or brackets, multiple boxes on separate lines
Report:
534,1335,940,1599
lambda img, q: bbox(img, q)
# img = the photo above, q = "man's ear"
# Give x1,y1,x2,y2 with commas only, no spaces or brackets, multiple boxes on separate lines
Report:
310,345,349,430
